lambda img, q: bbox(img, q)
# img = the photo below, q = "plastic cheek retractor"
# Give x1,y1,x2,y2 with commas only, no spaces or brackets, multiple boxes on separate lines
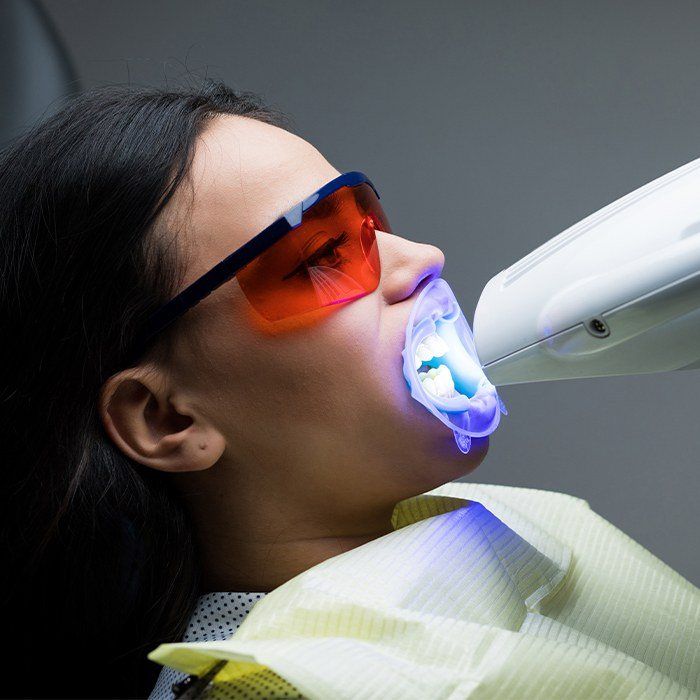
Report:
401,278,507,454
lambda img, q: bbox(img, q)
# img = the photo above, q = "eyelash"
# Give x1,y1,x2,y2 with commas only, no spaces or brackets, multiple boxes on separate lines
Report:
285,231,351,279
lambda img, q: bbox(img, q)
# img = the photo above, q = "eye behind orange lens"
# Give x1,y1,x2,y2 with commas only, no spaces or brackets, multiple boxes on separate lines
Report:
236,183,387,322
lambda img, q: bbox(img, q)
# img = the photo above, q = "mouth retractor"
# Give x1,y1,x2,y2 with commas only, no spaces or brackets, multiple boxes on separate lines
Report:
401,278,507,454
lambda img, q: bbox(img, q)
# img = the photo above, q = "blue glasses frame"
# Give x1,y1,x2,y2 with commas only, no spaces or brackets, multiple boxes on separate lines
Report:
136,171,380,352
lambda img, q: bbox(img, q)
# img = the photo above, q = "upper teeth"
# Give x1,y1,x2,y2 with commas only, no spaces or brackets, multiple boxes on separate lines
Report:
414,333,449,370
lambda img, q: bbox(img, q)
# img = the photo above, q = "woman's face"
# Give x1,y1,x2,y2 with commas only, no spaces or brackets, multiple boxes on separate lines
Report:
106,114,488,513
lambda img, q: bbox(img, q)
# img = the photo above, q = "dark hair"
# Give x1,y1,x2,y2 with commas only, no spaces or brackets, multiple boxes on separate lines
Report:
0,81,289,698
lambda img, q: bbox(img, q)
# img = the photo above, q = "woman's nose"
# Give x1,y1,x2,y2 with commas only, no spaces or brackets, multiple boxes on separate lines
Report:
376,230,445,305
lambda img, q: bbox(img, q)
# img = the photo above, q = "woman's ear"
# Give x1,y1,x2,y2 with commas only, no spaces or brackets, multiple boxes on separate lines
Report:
98,365,226,473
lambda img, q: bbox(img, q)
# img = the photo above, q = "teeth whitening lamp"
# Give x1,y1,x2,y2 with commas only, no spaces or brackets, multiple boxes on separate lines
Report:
403,155,700,453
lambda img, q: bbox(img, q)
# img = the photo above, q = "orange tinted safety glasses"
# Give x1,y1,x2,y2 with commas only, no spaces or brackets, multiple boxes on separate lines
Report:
134,172,390,356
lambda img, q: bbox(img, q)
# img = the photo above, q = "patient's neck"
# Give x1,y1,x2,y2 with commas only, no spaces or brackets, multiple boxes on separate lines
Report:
174,457,397,593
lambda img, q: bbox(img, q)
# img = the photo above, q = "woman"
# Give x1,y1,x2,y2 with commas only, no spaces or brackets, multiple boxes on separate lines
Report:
0,81,483,698
2,82,697,700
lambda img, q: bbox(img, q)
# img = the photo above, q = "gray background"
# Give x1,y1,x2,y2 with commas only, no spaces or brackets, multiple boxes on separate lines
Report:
31,0,700,584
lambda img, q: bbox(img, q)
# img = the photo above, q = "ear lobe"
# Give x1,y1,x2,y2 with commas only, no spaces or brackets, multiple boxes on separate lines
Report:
98,367,225,473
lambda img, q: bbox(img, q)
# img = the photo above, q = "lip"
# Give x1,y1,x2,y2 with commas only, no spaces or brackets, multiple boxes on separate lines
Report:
401,278,506,453
412,274,437,299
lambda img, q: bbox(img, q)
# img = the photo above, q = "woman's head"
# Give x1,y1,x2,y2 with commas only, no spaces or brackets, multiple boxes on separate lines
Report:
1,80,488,696
100,112,488,515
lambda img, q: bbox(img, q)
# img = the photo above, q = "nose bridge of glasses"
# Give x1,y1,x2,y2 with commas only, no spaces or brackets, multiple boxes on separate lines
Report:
285,171,378,229
284,187,343,229
284,199,308,228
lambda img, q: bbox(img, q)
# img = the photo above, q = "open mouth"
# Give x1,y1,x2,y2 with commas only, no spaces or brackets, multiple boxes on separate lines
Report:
401,278,506,453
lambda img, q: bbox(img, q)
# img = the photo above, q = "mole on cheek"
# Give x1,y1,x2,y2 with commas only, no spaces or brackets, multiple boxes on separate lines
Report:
198,443,206,450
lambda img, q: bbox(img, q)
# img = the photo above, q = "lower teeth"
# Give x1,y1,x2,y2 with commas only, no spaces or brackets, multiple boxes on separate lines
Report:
418,363,460,399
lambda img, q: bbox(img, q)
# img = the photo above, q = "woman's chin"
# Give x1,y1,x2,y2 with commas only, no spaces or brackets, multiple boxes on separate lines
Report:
386,374,491,484
435,433,489,480
462,435,490,473
397,415,490,490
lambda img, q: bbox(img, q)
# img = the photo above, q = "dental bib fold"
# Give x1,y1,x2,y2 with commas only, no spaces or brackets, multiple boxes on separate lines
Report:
401,278,506,453
147,483,700,699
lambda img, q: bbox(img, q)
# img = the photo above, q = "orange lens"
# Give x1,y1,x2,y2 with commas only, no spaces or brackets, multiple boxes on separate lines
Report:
236,182,389,321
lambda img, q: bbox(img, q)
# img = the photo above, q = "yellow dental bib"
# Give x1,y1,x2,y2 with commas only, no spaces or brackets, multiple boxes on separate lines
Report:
149,483,700,699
